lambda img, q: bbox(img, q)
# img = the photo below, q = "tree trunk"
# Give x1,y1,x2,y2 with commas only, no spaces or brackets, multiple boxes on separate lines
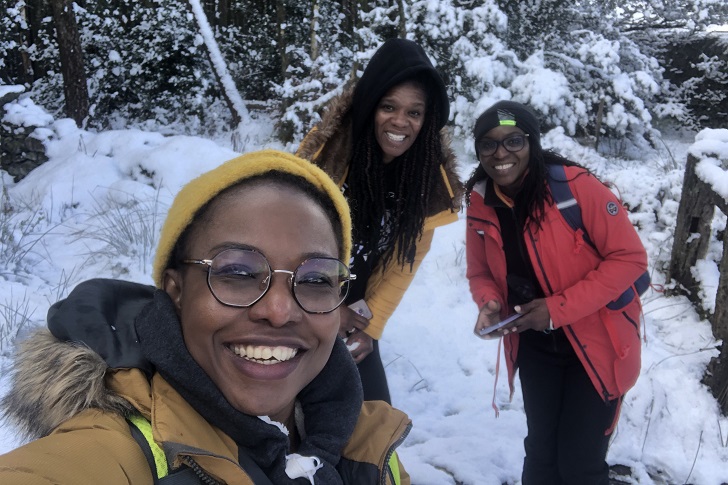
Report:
310,0,319,62
276,0,288,81
218,0,230,28
187,0,249,150
49,0,89,127
17,3,34,84
594,97,604,150
396,0,406,38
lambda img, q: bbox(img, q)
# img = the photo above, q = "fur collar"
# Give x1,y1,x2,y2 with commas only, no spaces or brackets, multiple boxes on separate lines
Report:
1,328,134,441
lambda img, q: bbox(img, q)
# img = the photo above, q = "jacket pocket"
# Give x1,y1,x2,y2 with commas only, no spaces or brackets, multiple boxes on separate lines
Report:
601,302,641,394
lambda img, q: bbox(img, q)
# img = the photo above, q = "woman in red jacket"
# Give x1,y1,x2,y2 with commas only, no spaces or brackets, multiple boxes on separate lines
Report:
465,101,648,485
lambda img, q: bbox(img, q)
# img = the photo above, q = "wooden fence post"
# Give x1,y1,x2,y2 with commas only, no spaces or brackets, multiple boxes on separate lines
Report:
669,151,728,414
668,154,718,316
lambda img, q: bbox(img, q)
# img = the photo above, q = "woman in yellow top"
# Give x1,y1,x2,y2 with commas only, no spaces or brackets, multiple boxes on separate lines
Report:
297,38,463,403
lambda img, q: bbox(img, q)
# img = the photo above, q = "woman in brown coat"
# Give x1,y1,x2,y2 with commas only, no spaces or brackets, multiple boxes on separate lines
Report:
0,150,411,484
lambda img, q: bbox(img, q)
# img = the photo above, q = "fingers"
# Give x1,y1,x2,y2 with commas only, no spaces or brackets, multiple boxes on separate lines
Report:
346,331,374,363
484,299,501,313
351,313,370,330
474,300,502,336
514,299,551,332
339,306,371,338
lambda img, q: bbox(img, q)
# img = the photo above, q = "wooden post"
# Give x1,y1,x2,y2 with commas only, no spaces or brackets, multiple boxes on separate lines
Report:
713,231,728,341
670,150,728,414
668,154,717,306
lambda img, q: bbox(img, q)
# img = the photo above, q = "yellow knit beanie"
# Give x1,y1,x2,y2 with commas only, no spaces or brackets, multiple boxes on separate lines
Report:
152,149,352,287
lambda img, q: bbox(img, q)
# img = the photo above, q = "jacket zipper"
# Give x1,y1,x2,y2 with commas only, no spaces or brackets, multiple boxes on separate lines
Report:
180,455,221,485
381,421,412,485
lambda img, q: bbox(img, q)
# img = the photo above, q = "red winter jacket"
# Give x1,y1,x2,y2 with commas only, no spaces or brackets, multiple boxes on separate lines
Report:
466,165,648,401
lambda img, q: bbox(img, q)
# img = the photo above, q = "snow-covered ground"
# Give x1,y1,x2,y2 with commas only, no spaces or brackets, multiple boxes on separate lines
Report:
1,97,728,484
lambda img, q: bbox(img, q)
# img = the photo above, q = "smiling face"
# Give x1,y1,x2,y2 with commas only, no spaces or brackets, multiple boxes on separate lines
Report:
374,81,427,164
163,182,341,425
477,125,531,197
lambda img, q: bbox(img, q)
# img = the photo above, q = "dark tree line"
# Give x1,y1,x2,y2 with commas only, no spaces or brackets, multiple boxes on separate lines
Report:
0,0,726,143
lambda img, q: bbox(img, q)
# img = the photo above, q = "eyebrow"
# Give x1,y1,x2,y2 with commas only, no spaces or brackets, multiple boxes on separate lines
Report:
207,242,337,261
379,97,426,109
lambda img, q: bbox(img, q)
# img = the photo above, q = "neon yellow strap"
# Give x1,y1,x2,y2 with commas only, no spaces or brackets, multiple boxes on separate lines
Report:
128,413,169,479
499,120,516,126
388,451,402,485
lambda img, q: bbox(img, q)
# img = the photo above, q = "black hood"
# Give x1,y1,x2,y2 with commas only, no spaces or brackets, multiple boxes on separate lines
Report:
351,38,449,136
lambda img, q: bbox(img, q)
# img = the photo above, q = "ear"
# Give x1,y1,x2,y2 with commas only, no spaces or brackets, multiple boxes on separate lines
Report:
163,268,184,314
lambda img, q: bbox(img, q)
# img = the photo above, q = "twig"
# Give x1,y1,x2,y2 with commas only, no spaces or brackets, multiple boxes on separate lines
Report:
718,417,728,448
647,347,718,373
385,353,429,392
683,429,702,484
643,301,694,316
641,396,654,454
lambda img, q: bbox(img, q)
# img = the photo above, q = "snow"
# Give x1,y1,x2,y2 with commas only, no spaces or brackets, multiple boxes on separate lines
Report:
0,85,25,98
692,129,728,201
1,98,728,484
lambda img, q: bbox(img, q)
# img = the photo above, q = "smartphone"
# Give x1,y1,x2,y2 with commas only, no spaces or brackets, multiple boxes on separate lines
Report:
348,299,373,319
478,313,523,336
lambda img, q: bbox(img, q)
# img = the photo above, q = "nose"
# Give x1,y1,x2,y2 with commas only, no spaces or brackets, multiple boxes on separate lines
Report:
391,109,407,127
247,272,302,327
493,141,510,158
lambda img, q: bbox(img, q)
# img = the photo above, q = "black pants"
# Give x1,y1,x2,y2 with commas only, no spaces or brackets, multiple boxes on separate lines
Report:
357,339,391,403
518,329,618,485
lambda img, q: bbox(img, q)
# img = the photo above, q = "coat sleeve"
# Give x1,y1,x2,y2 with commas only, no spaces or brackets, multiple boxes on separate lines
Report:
363,209,458,340
363,227,434,340
545,170,648,327
465,198,506,313
0,410,154,484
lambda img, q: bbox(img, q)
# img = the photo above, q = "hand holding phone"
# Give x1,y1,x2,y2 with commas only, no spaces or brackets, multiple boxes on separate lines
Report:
348,299,373,319
478,313,523,337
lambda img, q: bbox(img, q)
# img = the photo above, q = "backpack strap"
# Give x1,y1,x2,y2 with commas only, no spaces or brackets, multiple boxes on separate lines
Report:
127,414,203,484
128,413,168,482
546,164,594,248
128,414,276,484
387,451,403,485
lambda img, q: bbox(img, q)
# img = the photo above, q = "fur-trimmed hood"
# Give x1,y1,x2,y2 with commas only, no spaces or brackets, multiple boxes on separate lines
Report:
1,328,134,441
2,278,154,440
296,87,464,217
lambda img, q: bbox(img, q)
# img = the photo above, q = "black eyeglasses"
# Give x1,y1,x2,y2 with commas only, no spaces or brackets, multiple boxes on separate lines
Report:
476,133,529,157
182,248,355,314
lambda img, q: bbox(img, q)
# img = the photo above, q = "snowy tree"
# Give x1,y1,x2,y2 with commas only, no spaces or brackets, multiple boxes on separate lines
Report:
273,0,396,143
2,0,726,143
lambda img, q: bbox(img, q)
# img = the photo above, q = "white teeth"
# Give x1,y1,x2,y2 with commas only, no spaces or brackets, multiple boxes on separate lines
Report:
230,344,298,365
386,132,405,142
494,163,515,171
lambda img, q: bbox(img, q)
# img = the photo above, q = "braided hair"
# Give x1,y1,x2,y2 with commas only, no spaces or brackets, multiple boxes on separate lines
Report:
347,80,443,268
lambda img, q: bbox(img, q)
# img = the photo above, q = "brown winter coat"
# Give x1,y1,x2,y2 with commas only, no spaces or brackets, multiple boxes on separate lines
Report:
296,88,464,340
0,329,411,484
